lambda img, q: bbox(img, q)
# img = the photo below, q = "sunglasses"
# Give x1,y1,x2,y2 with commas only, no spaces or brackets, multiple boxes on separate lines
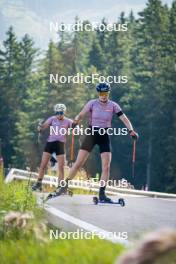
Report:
56,111,64,115
98,92,109,96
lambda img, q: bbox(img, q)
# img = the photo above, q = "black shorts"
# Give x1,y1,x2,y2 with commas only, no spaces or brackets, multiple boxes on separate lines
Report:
44,141,65,155
80,127,111,153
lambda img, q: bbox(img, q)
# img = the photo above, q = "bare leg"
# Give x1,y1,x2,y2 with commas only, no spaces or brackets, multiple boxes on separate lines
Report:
99,152,112,201
67,149,90,180
38,152,51,180
47,150,90,197
100,152,112,185
56,154,65,184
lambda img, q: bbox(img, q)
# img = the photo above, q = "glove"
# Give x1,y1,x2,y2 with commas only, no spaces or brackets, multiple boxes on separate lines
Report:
72,120,79,129
37,123,42,132
37,126,42,132
129,130,139,140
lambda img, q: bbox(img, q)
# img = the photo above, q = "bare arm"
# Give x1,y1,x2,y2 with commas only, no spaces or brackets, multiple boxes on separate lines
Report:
74,103,91,124
37,121,50,132
118,113,139,139
119,114,133,131
74,109,87,122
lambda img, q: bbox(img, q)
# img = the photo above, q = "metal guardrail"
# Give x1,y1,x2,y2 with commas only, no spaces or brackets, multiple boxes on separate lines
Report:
5,168,176,199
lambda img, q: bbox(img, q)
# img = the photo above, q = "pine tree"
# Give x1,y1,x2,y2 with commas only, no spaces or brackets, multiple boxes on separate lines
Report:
0,27,21,167
134,0,170,190
163,0,176,192
88,38,104,71
12,34,38,168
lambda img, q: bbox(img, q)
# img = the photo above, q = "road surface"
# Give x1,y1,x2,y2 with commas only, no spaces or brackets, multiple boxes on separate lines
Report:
40,194,176,242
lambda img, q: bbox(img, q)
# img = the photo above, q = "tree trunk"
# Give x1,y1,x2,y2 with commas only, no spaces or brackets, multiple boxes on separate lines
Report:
146,121,153,190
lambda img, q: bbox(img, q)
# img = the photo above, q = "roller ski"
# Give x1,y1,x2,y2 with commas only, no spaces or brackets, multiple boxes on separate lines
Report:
93,195,125,207
45,184,72,201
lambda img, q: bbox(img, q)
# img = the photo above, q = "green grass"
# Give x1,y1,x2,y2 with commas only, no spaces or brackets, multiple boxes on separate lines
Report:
0,238,124,264
0,179,43,216
0,173,125,264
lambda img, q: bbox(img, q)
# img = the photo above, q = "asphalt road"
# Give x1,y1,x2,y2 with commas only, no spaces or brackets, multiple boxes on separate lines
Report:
43,194,176,241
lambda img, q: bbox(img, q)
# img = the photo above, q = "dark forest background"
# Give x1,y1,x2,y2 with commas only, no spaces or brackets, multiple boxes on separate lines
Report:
0,0,176,192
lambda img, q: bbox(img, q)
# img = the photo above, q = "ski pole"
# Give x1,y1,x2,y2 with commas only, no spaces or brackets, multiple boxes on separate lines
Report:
37,119,43,144
132,139,136,178
38,131,41,144
24,167,33,211
70,130,75,165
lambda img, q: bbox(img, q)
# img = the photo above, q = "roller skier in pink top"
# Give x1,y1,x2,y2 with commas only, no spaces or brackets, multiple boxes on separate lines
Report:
32,103,73,192
47,83,139,201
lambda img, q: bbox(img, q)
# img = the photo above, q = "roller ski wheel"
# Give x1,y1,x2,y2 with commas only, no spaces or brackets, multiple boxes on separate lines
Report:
118,198,125,207
68,189,73,197
93,196,98,205
46,191,59,200
46,190,73,201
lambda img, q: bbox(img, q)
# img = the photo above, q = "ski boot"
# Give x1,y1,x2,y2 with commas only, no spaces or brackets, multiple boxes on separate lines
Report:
99,193,113,203
46,184,69,200
31,181,42,192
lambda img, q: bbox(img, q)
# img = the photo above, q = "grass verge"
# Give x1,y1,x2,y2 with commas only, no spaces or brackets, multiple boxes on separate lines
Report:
0,173,125,264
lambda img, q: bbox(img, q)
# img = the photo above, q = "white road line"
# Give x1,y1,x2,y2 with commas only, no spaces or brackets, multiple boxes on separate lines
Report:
158,198,176,202
44,205,129,246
